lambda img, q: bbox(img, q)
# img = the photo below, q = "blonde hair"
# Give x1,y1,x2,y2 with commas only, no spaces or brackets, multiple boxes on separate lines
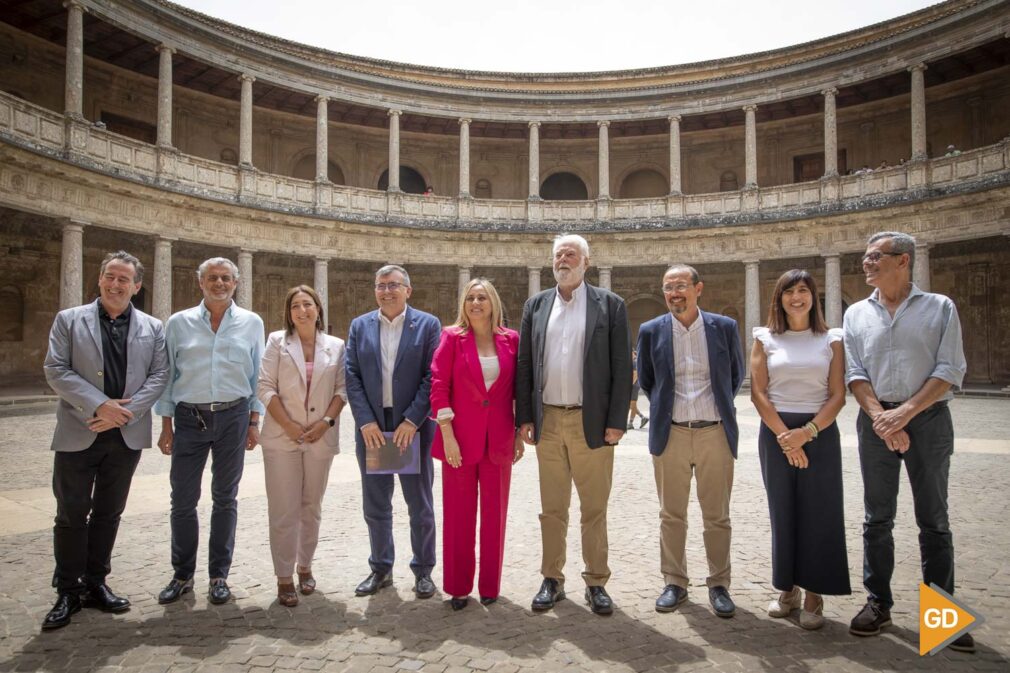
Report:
451,278,506,333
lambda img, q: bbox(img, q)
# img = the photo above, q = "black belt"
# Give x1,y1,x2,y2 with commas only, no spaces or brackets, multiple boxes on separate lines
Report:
178,399,244,413
672,420,721,429
546,404,582,411
879,400,948,411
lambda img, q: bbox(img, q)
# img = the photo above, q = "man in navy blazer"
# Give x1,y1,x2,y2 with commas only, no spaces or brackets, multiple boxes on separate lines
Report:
345,264,441,598
637,264,744,618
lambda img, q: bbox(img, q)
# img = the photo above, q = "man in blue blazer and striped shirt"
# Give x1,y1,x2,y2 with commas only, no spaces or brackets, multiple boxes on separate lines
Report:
637,264,744,618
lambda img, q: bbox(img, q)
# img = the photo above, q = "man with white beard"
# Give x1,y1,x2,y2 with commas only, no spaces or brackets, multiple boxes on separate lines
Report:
515,233,633,616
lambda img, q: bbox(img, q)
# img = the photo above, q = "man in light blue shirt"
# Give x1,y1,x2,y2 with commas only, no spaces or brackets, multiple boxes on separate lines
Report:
154,257,265,606
843,231,972,653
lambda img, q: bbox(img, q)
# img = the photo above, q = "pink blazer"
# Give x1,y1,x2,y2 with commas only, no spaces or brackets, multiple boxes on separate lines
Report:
429,327,519,467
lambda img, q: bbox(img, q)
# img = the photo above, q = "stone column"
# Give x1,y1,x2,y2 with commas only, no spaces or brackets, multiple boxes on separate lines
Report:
527,266,541,298
239,74,255,167
598,266,612,290
668,115,682,195
387,109,401,192
823,253,842,328
909,63,928,161
458,118,471,198
63,0,85,119
744,105,758,188
914,242,931,292
458,266,471,296
155,44,176,148
153,236,174,323
597,121,610,199
315,96,329,182
314,257,329,329
822,88,838,177
744,260,760,364
237,250,253,308
60,220,85,310
528,122,541,199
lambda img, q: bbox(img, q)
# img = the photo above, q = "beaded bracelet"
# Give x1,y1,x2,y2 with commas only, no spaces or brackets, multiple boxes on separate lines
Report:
803,421,819,439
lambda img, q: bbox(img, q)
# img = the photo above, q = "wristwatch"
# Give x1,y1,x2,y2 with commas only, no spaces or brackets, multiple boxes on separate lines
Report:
323,416,335,427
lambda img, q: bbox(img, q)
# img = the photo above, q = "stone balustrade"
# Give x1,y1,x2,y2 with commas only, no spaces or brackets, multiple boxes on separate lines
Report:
2,91,1008,233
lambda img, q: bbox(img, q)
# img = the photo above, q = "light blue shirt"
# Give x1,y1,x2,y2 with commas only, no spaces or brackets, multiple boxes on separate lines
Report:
843,284,966,402
155,300,266,417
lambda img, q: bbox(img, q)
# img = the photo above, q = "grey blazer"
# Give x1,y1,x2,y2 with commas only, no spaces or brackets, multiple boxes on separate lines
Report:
515,283,633,449
44,301,169,452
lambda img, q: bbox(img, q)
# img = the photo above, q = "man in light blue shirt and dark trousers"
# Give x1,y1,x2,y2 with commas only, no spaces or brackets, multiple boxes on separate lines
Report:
843,231,973,653
154,257,265,606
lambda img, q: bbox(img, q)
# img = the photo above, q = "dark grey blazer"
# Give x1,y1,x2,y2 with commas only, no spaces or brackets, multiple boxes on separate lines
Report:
515,283,632,449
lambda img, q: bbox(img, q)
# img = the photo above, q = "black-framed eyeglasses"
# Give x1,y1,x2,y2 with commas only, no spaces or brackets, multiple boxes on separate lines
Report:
862,251,904,263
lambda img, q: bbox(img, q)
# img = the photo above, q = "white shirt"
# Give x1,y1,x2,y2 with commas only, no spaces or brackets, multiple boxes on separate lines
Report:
379,308,407,408
542,283,587,406
671,313,720,422
479,355,500,390
754,327,843,413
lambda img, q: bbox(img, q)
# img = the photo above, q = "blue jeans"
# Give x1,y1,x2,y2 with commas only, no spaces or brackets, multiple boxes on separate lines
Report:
169,401,249,581
857,402,954,609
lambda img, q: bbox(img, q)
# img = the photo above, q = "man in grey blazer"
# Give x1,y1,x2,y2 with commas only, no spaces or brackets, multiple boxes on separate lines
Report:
42,251,168,630
516,234,632,616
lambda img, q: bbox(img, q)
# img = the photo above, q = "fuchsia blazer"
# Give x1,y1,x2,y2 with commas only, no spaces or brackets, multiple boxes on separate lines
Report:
429,327,520,467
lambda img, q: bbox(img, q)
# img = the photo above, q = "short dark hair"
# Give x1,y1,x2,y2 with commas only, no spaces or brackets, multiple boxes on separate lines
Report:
100,250,143,283
766,269,827,334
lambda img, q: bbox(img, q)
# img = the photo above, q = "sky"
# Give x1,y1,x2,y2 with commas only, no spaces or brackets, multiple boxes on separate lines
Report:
171,0,940,72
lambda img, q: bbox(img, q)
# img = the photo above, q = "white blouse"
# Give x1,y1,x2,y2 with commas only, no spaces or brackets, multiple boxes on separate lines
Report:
479,354,500,390
753,326,843,413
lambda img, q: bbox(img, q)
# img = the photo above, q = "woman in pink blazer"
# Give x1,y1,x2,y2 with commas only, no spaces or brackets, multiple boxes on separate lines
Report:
430,278,523,610
257,285,346,607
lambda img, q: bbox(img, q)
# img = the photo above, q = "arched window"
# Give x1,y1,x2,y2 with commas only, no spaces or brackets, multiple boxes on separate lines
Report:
220,148,238,165
0,286,24,342
540,172,588,200
619,169,668,198
291,155,345,184
474,178,492,199
378,167,427,194
719,170,739,192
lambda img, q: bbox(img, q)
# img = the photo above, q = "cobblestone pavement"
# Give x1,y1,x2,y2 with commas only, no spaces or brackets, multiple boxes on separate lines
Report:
1,396,1008,672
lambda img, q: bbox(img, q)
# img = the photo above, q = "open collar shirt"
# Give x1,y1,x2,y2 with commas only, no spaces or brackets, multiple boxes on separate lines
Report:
379,307,407,408
843,284,966,402
671,312,720,423
154,300,265,416
542,282,587,406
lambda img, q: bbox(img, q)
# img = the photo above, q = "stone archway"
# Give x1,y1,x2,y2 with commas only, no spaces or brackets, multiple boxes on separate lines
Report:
619,169,667,198
291,155,346,184
541,172,589,200
378,166,427,194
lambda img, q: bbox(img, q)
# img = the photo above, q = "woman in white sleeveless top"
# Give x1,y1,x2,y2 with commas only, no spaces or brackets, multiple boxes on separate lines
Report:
750,270,850,630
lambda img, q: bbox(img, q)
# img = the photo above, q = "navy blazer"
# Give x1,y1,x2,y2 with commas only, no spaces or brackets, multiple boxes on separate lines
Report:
344,305,441,452
637,310,744,457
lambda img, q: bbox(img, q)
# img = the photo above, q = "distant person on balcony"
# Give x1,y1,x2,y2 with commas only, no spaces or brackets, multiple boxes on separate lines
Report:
423,186,434,196
155,257,265,607
945,144,961,157
42,251,168,630
877,160,889,170
637,264,744,619
844,231,972,653
516,233,632,617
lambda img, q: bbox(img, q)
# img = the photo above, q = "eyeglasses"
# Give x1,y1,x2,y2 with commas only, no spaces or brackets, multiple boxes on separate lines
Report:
862,251,903,263
662,283,693,293
374,282,405,292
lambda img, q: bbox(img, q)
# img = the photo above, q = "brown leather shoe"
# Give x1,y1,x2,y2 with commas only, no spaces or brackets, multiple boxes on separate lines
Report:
297,571,316,596
277,583,298,607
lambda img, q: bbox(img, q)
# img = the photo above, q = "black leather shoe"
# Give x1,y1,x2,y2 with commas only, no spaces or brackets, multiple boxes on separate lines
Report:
157,577,194,605
208,578,231,605
479,596,497,606
85,583,130,613
531,578,565,611
450,596,469,611
41,592,81,630
414,574,436,599
354,571,392,596
709,585,736,618
655,584,688,613
949,632,976,653
585,586,613,615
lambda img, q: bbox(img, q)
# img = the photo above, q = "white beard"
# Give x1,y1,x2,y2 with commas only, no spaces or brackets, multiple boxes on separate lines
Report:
553,266,585,286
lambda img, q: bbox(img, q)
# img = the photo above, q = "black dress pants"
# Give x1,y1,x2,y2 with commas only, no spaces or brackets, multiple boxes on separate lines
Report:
52,433,141,592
